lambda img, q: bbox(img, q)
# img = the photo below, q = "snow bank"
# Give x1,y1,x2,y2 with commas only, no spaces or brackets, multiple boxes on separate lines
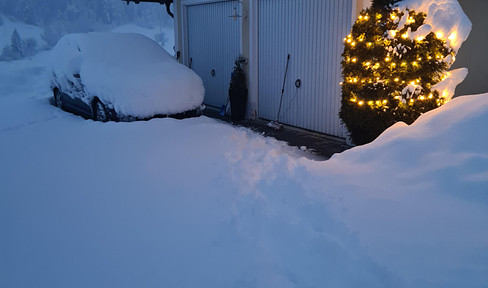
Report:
50,32,204,118
1,56,488,288
310,93,488,287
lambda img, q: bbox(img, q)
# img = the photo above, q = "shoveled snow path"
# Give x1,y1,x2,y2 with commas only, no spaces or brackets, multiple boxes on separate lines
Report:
1,54,487,288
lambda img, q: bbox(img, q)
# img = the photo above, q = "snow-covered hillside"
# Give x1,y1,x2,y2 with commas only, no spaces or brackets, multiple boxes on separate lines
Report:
0,0,175,58
0,15,47,53
1,50,487,287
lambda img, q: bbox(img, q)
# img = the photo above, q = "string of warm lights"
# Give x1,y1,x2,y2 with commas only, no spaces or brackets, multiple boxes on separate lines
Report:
341,9,453,109
340,2,456,145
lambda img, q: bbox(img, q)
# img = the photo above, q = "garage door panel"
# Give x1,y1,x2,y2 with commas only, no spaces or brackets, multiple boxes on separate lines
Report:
187,1,241,108
258,0,353,137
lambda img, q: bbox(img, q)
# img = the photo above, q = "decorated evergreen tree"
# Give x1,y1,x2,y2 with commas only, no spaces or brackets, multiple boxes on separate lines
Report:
340,0,455,145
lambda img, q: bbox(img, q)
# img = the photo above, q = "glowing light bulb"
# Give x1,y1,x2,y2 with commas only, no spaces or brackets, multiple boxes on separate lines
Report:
366,42,373,47
368,101,374,105
394,78,399,82
448,32,457,42
382,100,388,104
385,57,390,62
428,94,433,99
358,101,364,106
352,58,357,63
402,32,409,39
419,96,425,100
351,42,356,46
436,31,444,39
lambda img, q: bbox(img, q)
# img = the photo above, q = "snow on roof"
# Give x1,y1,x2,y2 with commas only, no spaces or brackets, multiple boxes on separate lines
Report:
50,32,204,118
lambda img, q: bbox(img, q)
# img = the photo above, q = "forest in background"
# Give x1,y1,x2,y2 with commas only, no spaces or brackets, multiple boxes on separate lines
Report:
0,0,173,60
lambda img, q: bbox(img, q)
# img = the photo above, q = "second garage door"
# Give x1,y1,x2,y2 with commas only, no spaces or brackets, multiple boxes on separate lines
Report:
258,0,353,137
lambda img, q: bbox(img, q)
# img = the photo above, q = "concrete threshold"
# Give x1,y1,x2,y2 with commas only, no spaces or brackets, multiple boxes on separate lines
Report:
202,106,352,159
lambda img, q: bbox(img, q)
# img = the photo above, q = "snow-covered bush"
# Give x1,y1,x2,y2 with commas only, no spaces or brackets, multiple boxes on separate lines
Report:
229,56,248,121
340,0,470,145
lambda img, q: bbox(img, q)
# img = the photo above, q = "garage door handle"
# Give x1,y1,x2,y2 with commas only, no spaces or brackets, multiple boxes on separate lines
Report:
211,69,216,77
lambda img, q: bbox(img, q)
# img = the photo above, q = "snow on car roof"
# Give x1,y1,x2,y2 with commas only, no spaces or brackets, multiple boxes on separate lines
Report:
50,32,204,118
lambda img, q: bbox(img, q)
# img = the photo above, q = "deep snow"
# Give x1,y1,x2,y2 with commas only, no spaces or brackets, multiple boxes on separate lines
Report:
1,50,487,287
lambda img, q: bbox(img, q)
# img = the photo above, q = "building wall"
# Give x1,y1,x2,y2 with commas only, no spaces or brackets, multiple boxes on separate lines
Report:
451,0,488,96
174,0,365,137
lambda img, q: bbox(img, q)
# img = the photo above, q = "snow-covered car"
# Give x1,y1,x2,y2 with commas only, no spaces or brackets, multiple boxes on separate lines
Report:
50,32,205,121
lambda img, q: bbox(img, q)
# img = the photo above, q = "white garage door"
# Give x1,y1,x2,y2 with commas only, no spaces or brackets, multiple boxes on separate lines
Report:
187,1,241,108
258,0,353,137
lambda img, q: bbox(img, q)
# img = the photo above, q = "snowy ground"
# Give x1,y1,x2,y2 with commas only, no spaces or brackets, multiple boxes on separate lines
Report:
1,53,487,288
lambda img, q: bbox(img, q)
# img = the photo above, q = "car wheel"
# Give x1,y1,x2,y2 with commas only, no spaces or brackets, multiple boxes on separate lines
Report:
93,99,109,122
53,89,63,108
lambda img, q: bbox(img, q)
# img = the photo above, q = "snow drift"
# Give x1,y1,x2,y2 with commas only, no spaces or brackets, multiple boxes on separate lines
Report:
1,51,488,287
50,32,204,118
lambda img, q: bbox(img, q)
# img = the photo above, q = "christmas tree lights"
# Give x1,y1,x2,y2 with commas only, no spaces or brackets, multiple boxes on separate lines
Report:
339,0,455,145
